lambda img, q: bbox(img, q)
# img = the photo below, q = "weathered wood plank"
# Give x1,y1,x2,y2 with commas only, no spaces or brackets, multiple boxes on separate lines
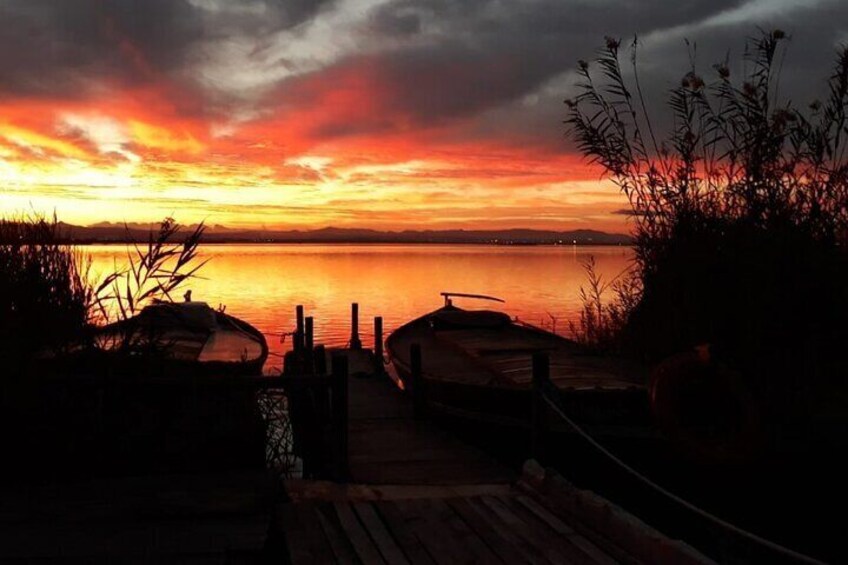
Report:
374,501,437,565
316,504,360,565
481,496,590,565
285,479,512,503
335,501,387,564
514,495,620,565
353,502,411,565
429,497,505,563
501,495,616,565
446,497,529,564
514,494,576,535
393,498,470,565
465,496,553,565
278,502,336,565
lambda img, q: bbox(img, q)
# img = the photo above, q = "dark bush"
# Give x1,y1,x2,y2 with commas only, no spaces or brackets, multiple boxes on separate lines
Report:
567,31,848,407
0,215,92,370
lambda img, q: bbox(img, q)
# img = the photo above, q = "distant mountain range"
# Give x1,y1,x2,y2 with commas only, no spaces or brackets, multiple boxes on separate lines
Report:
58,222,632,245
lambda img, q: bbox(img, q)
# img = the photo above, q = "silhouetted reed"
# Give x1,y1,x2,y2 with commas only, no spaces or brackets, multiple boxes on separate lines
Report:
569,256,641,353
0,214,208,370
567,31,848,413
0,214,93,369
90,218,207,359
92,217,207,325
0,215,269,480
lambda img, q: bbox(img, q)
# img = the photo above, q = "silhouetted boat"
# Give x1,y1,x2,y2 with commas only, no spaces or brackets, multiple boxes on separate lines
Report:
386,292,651,439
96,300,268,375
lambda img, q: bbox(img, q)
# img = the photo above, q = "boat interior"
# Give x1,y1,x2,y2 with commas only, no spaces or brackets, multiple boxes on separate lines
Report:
389,301,645,391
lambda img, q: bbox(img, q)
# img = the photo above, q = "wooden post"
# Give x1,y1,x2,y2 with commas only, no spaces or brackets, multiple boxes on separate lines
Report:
313,344,327,375
350,302,362,350
374,316,383,376
411,343,425,420
531,352,549,462
304,316,314,373
305,316,314,351
295,305,305,354
331,352,349,481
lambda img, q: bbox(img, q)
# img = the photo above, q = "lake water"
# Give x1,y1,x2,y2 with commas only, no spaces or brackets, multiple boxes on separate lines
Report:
87,244,635,372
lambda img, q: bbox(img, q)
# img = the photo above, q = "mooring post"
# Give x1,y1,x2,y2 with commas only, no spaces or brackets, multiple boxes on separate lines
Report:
305,316,314,351
350,303,362,350
411,343,425,420
374,316,384,376
295,305,305,354
304,316,314,373
313,344,327,375
331,352,349,481
531,352,550,462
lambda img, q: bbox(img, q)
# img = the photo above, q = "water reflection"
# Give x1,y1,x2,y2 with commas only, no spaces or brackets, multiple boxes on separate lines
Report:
87,244,635,370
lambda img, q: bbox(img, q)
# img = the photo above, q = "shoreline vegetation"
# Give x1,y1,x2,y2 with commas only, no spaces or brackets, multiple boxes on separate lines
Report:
567,30,848,462
0,215,267,479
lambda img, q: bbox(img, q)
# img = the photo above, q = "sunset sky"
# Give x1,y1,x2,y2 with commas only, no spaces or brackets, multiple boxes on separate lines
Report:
0,0,845,231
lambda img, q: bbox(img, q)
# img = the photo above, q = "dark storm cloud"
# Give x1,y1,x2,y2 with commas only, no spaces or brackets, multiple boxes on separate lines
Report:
353,0,848,147
2,0,847,151
288,0,748,139
0,0,334,98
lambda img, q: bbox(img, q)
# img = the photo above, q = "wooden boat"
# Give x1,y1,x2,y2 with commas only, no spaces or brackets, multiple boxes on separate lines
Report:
386,292,652,438
95,300,268,375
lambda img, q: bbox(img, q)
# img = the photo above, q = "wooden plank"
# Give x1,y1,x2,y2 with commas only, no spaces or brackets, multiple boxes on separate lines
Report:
464,497,552,565
277,502,336,565
514,495,620,565
335,501,387,564
353,502,411,565
315,505,360,565
429,498,505,563
374,501,436,565
479,495,573,564
446,497,531,565
514,495,575,535
500,495,615,565
393,498,470,565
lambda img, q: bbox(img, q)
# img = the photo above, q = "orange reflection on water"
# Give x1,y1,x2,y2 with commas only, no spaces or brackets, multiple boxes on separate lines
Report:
87,244,635,371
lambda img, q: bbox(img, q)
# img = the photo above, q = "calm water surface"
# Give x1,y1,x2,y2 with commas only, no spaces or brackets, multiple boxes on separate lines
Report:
88,244,634,371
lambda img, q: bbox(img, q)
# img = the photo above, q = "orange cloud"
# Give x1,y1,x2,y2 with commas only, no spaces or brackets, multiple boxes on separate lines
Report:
129,120,205,155
0,71,629,233
0,123,91,160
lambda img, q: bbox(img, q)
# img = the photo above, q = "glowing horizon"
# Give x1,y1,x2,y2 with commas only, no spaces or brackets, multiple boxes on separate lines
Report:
0,85,629,232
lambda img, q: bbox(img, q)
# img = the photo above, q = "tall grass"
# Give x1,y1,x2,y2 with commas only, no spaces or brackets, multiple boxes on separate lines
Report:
92,217,207,324
569,257,641,353
0,214,93,365
566,31,848,401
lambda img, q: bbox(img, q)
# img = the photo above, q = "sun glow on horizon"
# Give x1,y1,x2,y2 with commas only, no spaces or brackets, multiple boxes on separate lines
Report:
0,92,629,231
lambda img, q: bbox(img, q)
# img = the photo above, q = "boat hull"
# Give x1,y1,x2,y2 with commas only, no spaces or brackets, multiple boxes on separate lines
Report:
386,305,653,442
91,302,269,376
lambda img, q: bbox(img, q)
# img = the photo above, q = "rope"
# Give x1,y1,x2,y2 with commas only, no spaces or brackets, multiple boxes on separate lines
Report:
539,380,825,565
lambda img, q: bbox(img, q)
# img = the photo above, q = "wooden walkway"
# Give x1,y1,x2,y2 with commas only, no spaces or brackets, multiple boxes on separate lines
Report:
343,350,514,485
279,349,710,565
280,482,624,565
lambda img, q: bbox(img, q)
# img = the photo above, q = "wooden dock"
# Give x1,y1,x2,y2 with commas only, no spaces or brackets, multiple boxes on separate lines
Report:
278,346,710,565
342,350,514,486
280,481,626,565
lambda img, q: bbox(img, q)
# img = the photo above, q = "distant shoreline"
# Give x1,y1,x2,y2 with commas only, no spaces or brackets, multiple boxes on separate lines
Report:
56,223,633,246
72,240,632,246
